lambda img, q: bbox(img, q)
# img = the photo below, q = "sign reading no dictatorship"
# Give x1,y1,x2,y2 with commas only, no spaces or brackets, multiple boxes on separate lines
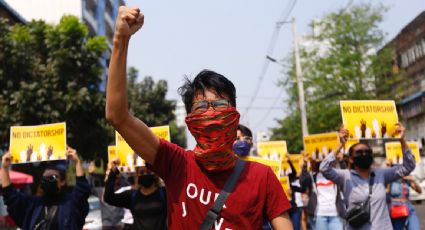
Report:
10,122,67,163
340,100,399,139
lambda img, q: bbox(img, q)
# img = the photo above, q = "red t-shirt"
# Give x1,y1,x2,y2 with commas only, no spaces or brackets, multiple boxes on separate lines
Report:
147,139,291,230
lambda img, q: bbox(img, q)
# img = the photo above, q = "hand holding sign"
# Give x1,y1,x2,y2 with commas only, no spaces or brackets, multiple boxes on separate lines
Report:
66,146,80,163
338,127,349,145
340,100,399,139
394,123,406,139
1,152,12,169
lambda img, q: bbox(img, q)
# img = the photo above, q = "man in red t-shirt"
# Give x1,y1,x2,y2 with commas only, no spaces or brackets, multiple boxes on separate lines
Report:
106,6,293,230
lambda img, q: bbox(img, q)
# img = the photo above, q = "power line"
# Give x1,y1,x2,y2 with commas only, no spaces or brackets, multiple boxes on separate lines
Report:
250,0,352,131
241,0,297,121
253,88,286,130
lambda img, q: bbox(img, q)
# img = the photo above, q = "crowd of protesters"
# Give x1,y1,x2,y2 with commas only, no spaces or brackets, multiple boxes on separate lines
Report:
0,5,423,230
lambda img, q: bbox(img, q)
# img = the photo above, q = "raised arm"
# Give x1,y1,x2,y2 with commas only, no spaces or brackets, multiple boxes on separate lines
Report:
105,6,159,165
1,151,12,188
319,128,348,186
1,152,32,228
103,159,132,209
66,146,84,177
382,123,416,183
66,147,91,215
285,154,297,182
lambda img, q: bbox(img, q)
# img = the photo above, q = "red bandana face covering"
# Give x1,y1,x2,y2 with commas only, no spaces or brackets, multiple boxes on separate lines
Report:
185,107,240,171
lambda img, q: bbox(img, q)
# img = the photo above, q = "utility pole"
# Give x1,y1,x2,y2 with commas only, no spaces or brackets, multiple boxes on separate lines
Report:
292,17,309,137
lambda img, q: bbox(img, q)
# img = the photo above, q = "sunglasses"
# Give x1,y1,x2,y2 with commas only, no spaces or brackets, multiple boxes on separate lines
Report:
191,99,231,114
42,175,59,183
353,149,372,156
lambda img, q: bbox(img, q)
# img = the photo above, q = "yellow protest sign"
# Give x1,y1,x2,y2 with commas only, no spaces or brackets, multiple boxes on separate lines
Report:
115,125,171,172
257,141,287,161
108,145,116,162
10,123,66,164
150,125,171,141
282,154,302,177
385,141,421,164
304,132,339,160
343,139,359,154
340,100,399,139
242,156,281,179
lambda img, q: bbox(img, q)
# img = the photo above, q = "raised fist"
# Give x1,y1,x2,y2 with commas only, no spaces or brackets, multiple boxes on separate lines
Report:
115,6,144,38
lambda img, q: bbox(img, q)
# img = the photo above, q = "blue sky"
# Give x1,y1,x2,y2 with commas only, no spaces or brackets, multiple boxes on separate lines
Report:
125,0,425,148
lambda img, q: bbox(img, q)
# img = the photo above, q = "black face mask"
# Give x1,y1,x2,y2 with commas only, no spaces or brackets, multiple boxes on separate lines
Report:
353,154,374,169
139,174,156,187
41,176,59,196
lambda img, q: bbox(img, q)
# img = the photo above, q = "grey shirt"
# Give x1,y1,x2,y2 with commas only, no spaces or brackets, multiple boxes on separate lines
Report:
320,148,416,230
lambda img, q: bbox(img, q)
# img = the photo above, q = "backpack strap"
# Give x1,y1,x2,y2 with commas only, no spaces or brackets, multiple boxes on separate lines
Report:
199,159,246,230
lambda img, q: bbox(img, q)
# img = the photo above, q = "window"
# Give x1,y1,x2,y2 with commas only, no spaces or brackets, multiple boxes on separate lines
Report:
401,51,409,68
422,38,425,56
408,47,416,64
416,41,423,58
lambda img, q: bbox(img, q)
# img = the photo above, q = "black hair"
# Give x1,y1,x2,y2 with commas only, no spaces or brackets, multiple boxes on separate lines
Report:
178,70,236,114
348,142,371,157
238,124,252,138
44,162,67,179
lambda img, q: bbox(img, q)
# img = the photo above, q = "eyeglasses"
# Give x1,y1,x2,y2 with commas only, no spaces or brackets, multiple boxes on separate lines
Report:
191,99,231,114
43,175,58,182
353,149,372,156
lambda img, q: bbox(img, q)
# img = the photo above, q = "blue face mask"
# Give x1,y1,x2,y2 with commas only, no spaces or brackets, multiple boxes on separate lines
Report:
233,140,251,157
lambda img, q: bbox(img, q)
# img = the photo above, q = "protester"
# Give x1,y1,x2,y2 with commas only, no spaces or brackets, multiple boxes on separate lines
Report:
115,175,135,230
320,124,416,229
0,147,90,230
87,161,125,230
300,149,344,230
233,124,254,157
105,6,292,229
103,160,167,230
286,154,308,230
387,161,422,230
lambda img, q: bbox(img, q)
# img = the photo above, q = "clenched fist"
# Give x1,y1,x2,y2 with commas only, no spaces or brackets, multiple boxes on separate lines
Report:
115,6,144,38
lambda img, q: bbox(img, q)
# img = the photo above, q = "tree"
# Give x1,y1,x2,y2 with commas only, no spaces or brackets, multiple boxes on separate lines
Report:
271,4,395,153
0,16,109,159
127,67,187,148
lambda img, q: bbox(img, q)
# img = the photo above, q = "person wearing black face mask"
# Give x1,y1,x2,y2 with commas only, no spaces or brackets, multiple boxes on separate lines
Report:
320,123,416,230
1,146,90,230
104,159,167,230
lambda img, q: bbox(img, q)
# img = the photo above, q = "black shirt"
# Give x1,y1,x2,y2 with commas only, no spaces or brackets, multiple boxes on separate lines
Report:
104,170,167,230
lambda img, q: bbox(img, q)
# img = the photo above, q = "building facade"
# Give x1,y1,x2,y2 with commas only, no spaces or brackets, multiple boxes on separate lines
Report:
378,11,425,154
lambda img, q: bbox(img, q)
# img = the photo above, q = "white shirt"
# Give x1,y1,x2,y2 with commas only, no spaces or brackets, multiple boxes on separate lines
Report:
315,172,338,216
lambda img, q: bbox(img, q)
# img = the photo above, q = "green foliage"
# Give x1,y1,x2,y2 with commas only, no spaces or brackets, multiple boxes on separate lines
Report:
272,4,395,153
0,16,186,163
127,67,187,148
0,16,108,159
